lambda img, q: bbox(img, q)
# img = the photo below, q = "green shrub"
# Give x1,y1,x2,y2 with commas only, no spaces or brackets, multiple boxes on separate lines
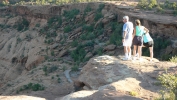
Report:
155,92,175,100
17,83,45,93
149,0,157,7
31,83,45,91
80,33,87,40
51,50,54,56
51,76,54,79
71,40,78,47
71,65,79,71
97,3,105,12
94,12,103,21
71,45,86,62
16,37,22,44
95,28,104,36
58,77,61,83
129,91,138,96
62,66,67,71
82,24,94,32
171,2,177,10
17,18,29,31
174,10,177,16
45,38,54,44
87,32,96,40
142,47,150,57
35,23,40,27
48,17,56,26
80,32,96,40
84,5,92,13
57,17,62,26
44,55,48,60
153,37,171,58
95,47,103,56
170,56,177,63
164,0,177,10
48,65,58,73
47,16,62,26
64,25,72,33
43,65,48,75
138,0,149,9
83,40,94,47
109,24,123,46
157,5,165,13
2,0,9,6
63,9,80,19
158,73,177,99
161,54,171,61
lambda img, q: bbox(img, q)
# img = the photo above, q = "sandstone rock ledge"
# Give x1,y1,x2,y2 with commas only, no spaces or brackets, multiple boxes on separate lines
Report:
58,55,176,100
0,95,46,100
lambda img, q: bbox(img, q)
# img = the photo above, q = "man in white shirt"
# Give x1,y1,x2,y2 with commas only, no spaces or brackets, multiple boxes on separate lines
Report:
122,16,134,60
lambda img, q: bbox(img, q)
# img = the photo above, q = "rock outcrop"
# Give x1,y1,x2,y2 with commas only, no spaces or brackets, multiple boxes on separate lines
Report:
62,55,176,100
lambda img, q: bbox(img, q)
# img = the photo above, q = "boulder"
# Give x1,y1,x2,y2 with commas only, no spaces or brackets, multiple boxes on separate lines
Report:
6,16,22,26
103,44,116,51
0,96,46,100
59,90,97,100
0,18,7,25
85,52,93,58
102,18,109,24
94,18,103,28
85,12,94,22
25,55,45,70
51,43,59,49
59,89,142,100
59,49,68,57
76,14,82,19
78,55,135,89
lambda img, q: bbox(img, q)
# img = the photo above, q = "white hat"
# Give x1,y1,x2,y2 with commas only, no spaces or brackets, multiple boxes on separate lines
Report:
123,16,129,21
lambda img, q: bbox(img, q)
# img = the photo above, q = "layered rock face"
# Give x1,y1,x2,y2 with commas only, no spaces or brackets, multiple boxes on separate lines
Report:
0,1,176,100
4,2,177,38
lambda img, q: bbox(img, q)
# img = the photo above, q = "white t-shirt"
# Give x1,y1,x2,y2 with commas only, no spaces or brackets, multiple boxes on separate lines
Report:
123,21,134,39
143,33,153,43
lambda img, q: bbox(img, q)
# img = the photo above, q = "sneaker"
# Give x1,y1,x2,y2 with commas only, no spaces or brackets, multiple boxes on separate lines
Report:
135,53,139,57
132,57,137,60
122,57,128,61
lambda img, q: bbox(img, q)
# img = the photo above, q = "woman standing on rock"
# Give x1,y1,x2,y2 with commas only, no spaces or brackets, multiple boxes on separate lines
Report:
133,19,148,61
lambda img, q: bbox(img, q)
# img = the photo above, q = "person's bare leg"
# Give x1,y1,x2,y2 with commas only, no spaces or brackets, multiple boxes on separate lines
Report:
124,46,128,58
149,46,153,60
138,46,142,59
133,45,137,60
133,45,137,57
127,46,131,59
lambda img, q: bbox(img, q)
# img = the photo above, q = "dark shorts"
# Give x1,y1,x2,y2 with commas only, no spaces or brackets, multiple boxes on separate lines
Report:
133,36,143,46
143,41,154,47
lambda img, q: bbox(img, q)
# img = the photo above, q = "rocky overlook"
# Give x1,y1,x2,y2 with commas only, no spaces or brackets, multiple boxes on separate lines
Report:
0,1,176,100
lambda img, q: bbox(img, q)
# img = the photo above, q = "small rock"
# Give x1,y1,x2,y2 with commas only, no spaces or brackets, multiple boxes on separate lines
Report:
85,52,93,58
51,43,59,49
76,15,82,19
102,18,109,24
108,14,116,20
